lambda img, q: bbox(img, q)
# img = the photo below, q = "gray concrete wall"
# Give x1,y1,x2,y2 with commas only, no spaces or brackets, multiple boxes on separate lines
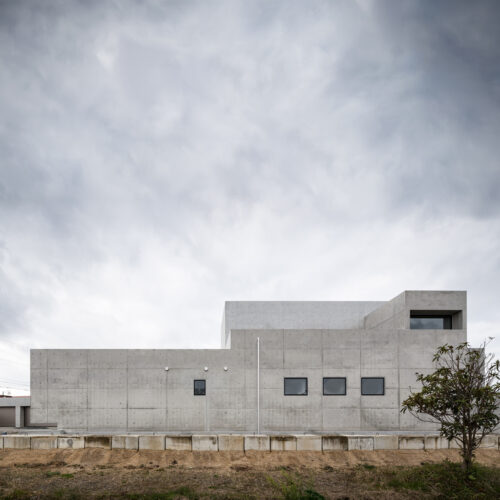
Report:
30,291,468,433
223,301,385,348
364,291,466,331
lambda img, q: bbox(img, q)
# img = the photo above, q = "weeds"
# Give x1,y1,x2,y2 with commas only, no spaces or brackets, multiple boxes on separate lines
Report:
267,471,325,500
125,486,198,499
367,460,500,499
45,471,61,477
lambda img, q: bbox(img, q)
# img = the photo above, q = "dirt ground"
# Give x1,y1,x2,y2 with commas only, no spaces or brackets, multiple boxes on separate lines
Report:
0,448,498,499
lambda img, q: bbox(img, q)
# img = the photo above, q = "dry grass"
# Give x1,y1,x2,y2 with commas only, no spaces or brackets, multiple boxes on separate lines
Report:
0,449,498,499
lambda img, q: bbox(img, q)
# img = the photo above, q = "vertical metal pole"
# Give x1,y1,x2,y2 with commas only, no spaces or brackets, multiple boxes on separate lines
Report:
257,337,260,434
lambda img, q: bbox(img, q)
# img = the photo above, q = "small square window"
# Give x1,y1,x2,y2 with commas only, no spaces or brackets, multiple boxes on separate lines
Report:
194,379,206,396
361,377,384,395
323,377,346,395
284,377,308,396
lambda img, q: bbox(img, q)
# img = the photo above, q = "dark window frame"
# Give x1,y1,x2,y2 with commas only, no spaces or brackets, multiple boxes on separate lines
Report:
361,377,385,396
194,379,206,396
323,377,347,396
410,314,452,330
284,377,308,396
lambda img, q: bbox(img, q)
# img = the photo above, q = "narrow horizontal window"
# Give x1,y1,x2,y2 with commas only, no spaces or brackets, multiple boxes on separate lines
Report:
194,379,206,396
410,315,452,330
323,377,346,395
284,377,308,396
361,377,384,395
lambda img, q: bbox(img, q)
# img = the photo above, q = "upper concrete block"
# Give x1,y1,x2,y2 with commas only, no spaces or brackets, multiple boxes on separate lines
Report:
58,436,85,449
424,436,449,450
399,436,425,450
322,435,348,450
3,436,30,449
192,435,218,451
224,301,384,347
165,436,192,451
139,435,165,450
374,435,398,450
31,436,58,450
347,436,374,450
296,435,322,451
479,435,498,448
404,290,466,312
112,435,139,450
218,434,244,451
244,435,270,451
271,435,297,451
85,435,111,449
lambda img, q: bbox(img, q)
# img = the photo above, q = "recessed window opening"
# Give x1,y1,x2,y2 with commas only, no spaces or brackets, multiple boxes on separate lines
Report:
194,379,206,396
410,313,452,330
361,377,384,395
284,377,308,396
323,377,346,395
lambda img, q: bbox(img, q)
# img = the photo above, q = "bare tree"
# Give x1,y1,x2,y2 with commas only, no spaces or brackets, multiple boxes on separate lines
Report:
401,340,500,473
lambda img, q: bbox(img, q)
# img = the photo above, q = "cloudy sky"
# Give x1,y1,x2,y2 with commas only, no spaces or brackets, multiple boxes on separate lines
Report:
1,0,500,395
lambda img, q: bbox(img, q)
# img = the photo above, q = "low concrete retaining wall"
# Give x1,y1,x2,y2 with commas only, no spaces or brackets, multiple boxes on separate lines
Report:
0,434,498,451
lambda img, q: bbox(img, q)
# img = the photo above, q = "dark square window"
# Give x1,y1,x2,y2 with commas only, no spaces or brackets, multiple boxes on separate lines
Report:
284,377,308,396
361,377,384,395
194,379,206,396
323,377,346,395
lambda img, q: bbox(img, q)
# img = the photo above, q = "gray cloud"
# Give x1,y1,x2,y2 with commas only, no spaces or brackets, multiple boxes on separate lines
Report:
1,0,500,392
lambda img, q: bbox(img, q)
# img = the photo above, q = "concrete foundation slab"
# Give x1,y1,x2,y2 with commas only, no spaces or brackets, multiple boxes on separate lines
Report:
296,435,321,451
399,437,425,450
479,435,498,448
374,435,398,450
112,435,139,450
3,436,30,449
192,435,218,451
424,436,449,450
217,435,244,451
31,436,58,450
58,437,85,449
271,436,297,451
165,436,192,451
85,435,111,449
244,435,270,451
139,436,165,450
347,436,374,451
322,436,348,451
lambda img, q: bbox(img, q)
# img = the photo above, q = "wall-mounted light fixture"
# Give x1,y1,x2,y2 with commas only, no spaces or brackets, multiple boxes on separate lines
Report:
164,367,169,371
204,366,208,372
224,366,228,371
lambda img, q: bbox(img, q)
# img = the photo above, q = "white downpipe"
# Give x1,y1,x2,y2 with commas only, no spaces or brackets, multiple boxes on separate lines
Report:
257,336,260,434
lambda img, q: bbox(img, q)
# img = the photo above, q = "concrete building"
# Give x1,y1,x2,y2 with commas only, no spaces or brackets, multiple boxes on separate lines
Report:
0,396,31,428
30,290,467,433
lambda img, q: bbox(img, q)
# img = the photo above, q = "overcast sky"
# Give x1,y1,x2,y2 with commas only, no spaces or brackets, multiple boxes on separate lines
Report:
1,0,500,395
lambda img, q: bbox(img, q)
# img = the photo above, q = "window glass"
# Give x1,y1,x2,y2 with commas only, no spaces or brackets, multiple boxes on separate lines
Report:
361,377,384,395
323,377,346,395
194,379,206,396
410,315,452,329
284,377,308,396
